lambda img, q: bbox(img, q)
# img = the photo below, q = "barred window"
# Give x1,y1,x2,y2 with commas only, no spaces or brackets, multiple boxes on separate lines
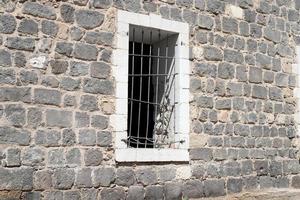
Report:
114,10,190,162
127,26,177,148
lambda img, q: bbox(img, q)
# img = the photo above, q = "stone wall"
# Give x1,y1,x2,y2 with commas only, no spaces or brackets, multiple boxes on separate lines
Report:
1,0,300,199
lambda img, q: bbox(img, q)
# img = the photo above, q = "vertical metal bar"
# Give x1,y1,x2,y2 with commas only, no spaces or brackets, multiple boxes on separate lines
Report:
137,29,144,148
145,30,153,148
154,30,161,147
162,34,169,142
128,28,135,147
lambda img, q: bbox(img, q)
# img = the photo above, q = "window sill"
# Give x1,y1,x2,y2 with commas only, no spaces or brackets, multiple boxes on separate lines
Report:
115,148,189,162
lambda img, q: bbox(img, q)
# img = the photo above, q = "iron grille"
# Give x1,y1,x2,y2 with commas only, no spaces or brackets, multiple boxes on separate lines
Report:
125,25,179,149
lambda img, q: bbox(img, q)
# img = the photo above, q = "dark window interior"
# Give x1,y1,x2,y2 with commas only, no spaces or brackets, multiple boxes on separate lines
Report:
128,42,155,148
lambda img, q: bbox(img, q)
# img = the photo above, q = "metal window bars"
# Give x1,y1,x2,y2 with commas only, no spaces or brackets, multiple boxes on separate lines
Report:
124,25,180,149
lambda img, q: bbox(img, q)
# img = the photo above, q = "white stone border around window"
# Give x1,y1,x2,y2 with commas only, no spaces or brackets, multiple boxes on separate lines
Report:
293,46,300,136
112,10,190,162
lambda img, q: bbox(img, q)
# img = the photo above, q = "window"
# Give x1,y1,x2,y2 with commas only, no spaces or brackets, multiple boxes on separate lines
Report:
113,10,190,162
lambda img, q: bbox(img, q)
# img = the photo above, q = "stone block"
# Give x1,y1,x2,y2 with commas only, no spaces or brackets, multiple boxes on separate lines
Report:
115,168,135,186
204,179,225,197
76,168,93,188
100,187,125,200
22,2,56,19
53,168,75,189
127,186,145,200
6,37,35,51
74,43,98,61
93,167,115,187
0,14,16,34
84,149,103,166
0,168,33,190
0,126,30,145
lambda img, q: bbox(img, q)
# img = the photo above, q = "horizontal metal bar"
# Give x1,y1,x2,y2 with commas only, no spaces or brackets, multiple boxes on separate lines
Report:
128,73,178,77
128,98,178,106
129,54,175,59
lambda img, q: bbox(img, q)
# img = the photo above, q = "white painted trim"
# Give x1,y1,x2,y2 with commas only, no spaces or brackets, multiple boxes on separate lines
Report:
115,148,189,162
113,10,190,162
293,46,300,136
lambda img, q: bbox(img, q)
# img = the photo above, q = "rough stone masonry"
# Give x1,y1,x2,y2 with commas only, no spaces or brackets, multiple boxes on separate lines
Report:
1,0,300,199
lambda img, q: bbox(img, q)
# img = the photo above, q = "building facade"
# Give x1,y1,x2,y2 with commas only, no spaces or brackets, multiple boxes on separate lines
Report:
1,0,300,199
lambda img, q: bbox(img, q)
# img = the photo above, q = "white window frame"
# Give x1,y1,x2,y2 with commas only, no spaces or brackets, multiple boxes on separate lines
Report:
112,10,190,162
293,46,300,136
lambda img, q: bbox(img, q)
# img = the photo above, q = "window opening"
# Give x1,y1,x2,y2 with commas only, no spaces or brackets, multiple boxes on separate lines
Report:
125,25,180,149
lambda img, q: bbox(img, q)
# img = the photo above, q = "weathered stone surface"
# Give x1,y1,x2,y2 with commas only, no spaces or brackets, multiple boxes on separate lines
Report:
75,10,104,29
76,168,93,188
116,168,135,186
0,49,12,67
0,168,33,190
164,182,182,200
127,186,145,200
75,112,89,128
203,46,223,61
70,27,84,41
0,14,16,34
93,0,112,8
190,148,213,161
97,131,112,146
83,78,114,95
224,49,244,64
34,88,61,106
18,18,38,35
23,2,56,19
0,87,31,103
64,191,80,200
20,70,38,85
44,191,63,200
22,148,45,166
100,187,126,200
91,115,108,129
84,31,114,46
6,148,20,167
227,178,242,193
183,180,204,198
84,149,103,166
34,170,52,190
60,77,80,91
198,15,214,29
249,67,262,83
218,62,235,79
4,104,25,127
74,43,98,61
222,17,238,33
78,128,96,145
66,148,81,165
0,68,15,84
70,61,89,76
50,60,68,74
93,167,115,187
35,130,60,147
292,176,300,188
252,85,268,99
204,179,225,197
60,4,75,23
55,42,73,57
53,168,75,189
80,95,99,111
41,20,58,37
145,185,164,200
48,149,64,165
46,109,72,128
6,37,35,51
136,168,157,186
90,62,111,79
